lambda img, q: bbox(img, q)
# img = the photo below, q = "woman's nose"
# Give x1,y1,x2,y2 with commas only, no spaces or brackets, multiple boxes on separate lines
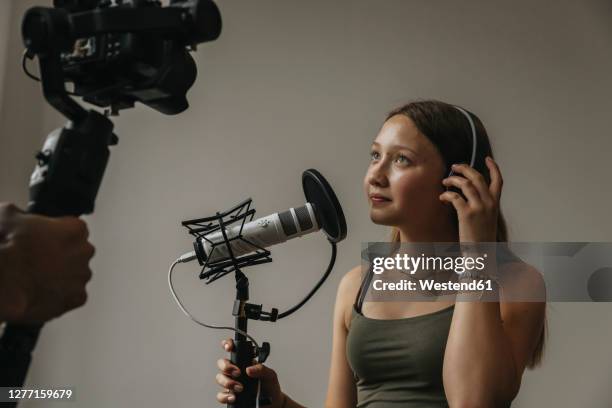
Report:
367,162,389,187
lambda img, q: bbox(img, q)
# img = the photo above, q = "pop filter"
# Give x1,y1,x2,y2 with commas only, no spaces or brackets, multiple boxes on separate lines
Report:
302,169,347,244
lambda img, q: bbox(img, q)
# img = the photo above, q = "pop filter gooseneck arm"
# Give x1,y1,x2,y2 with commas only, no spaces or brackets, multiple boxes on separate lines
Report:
275,169,347,319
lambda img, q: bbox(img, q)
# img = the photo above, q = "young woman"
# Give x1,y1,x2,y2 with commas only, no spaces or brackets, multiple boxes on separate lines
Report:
213,100,547,407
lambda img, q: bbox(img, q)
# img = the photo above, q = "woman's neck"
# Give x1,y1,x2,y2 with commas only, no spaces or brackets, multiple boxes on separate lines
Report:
398,221,458,243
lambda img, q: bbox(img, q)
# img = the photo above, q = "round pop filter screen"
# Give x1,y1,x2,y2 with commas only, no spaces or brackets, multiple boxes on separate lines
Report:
302,169,347,243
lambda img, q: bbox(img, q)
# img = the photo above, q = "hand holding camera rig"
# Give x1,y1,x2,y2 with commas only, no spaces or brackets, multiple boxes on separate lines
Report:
0,0,222,396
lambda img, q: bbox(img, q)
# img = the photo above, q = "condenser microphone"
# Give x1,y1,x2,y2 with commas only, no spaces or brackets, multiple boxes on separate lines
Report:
179,169,347,265
191,203,320,264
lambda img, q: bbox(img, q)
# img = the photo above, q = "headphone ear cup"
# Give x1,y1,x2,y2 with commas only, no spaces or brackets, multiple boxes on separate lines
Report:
445,166,468,202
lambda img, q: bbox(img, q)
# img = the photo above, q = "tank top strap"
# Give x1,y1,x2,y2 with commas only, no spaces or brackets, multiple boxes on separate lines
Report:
354,264,374,314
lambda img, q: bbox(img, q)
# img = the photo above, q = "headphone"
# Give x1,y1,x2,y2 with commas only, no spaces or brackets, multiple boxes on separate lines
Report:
445,106,478,200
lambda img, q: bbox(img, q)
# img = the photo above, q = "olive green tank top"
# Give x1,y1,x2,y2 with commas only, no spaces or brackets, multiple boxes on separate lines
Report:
346,244,521,407
346,303,454,407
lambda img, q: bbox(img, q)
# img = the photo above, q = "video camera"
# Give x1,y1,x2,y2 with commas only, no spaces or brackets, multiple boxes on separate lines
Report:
0,0,222,396
22,0,222,116
17,0,221,216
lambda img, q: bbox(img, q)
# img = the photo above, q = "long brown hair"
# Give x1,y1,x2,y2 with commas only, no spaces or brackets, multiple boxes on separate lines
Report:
386,100,545,368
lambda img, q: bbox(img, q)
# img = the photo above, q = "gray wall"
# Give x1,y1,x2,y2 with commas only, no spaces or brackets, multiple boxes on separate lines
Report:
1,0,611,407
0,0,48,204
0,1,12,115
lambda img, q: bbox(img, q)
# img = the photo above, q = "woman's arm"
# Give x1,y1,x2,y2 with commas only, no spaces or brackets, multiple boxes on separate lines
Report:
442,265,546,407
324,266,361,407
440,158,546,406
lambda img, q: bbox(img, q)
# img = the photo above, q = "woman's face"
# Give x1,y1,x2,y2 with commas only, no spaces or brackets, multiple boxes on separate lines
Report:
363,114,449,229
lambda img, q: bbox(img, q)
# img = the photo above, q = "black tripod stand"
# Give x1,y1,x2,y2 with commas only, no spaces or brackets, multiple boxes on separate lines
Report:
230,271,274,407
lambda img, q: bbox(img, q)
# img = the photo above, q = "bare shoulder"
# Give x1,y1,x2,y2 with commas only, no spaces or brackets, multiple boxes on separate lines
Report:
499,260,546,302
499,261,546,325
338,265,363,296
335,265,365,330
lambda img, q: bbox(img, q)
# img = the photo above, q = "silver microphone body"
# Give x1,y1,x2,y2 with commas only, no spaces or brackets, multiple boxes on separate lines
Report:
193,203,320,264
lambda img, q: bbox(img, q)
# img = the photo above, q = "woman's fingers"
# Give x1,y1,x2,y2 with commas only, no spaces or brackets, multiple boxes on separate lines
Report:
485,157,503,202
442,176,484,208
216,389,236,404
446,163,494,207
217,358,241,378
221,338,234,352
216,340,241,406
439,191,468,214
215,373,244,392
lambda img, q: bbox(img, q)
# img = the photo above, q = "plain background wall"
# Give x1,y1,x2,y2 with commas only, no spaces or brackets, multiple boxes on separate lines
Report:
1,0,611,406
0,1,12,115
0,0,47,203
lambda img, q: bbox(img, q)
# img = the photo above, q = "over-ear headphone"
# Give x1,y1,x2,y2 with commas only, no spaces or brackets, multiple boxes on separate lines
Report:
445,106,478,201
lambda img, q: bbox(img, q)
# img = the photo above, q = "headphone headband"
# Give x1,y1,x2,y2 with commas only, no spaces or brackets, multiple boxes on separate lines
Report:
452,105,478,168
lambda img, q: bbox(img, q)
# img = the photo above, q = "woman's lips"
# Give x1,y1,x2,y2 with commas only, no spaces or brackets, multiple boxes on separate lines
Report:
370,195,391,204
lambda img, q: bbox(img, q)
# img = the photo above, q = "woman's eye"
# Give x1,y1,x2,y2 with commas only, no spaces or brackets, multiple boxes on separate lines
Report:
395,155,411,165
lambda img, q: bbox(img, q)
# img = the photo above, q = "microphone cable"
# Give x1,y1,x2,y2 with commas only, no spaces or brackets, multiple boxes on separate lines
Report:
168,240,338,406
169,257,267,406
167,240,338,342
167,257,261,348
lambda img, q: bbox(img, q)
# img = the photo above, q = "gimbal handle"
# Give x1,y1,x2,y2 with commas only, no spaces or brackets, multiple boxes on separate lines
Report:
0,110,116,397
